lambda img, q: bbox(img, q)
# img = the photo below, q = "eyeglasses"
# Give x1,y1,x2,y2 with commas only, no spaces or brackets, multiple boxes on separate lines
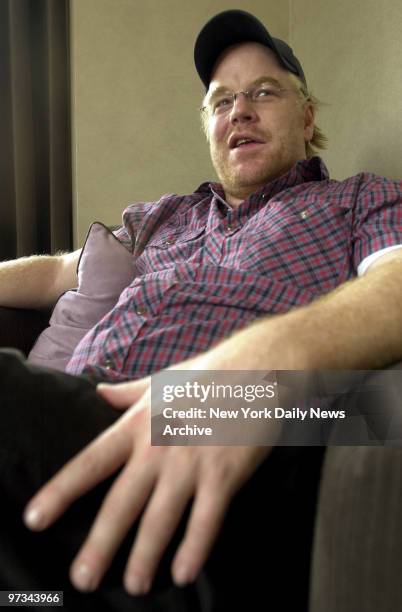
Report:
201,82,295,117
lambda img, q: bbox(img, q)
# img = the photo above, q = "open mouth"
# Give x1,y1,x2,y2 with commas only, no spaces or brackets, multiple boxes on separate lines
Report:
229,136,264,149
236,140,259,148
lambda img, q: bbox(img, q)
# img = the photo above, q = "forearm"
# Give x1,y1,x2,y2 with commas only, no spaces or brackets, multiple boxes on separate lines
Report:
207,256,402,371
0,253,78,310
278,257,402,369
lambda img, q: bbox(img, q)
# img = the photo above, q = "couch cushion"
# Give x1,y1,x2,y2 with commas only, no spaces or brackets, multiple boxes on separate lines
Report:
28,222,134,371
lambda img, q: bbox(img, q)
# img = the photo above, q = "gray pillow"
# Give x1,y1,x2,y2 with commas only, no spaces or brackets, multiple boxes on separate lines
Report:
28,222,134,371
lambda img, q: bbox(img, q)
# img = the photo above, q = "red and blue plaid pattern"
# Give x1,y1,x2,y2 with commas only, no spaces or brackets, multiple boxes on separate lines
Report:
66,157,402,381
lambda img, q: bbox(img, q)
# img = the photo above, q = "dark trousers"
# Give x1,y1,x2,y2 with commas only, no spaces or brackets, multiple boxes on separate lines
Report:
0,350,324,611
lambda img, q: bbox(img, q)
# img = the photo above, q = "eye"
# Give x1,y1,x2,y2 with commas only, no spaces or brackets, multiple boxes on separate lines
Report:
253,85,277,99
213,96,233,112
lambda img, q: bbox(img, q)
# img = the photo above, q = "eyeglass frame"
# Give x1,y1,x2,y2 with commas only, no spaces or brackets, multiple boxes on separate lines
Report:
200,78,307,117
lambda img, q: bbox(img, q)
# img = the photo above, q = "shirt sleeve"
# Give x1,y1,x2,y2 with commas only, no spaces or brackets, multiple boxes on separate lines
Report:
352,174,402,272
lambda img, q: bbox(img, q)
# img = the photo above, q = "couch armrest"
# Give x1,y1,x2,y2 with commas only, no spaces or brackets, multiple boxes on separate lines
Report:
0,306,49,355
310,362,402,611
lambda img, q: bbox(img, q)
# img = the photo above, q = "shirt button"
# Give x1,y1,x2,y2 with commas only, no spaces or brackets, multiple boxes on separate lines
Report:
104,359,113,370
136,307,146,316
300,210,308,220
165,238,175,245
226,225,233,233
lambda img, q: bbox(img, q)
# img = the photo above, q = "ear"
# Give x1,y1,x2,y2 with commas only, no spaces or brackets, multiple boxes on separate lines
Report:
303,101,315,143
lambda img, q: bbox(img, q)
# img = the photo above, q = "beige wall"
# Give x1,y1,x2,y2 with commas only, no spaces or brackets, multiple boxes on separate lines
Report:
70,1,288,246
290,0,402,181
71,1,402,244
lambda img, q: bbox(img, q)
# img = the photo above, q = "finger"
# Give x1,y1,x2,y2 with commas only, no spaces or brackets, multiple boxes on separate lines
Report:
171,478,231,587
69,458,156,592
97,378,150,409
123,467,195,595
23,421,132,532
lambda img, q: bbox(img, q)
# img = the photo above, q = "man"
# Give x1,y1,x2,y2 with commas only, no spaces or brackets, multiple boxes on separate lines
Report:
1,8,402,611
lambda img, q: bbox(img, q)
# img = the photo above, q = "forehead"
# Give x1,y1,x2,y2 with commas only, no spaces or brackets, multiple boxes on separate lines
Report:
209,42,290,91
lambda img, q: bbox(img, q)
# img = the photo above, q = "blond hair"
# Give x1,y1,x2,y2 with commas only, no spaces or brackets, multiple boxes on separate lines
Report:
200,73,328,158
289,74,328,157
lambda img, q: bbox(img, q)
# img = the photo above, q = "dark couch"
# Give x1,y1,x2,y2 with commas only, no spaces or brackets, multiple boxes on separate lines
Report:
0,306,49,355
1,306,402,611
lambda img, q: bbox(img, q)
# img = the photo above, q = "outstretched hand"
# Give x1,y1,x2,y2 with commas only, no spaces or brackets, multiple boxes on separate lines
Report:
23,349,272,595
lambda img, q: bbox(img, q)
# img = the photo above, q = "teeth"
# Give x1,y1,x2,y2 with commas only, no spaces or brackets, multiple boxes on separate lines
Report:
236,138,253,147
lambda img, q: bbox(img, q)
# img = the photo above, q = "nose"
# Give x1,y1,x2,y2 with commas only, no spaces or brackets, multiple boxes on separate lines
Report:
229,92,257,124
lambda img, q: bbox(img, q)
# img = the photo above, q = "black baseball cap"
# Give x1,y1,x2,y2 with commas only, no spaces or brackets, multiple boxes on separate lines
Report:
194,10,307,90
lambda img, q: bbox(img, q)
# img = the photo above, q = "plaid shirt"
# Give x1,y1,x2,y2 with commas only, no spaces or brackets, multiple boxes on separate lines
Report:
66,157,402,382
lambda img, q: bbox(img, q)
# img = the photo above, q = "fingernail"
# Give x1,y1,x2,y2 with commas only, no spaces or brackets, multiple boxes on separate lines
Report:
73,564,96,592
23,506,43,530
174,564,191,586
125,573,150,596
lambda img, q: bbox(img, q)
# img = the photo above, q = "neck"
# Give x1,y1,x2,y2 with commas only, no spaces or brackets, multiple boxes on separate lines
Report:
224,193,244,208
224,185,258,208
221,160,306,208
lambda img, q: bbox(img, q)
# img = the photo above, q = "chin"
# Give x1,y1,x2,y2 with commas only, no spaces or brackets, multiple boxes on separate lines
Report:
236,155,280,178
215,155,283,193
233,168,276,189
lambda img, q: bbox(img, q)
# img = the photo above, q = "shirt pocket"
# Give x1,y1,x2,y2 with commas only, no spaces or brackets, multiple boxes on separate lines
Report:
136,225,206,273
146,225,205,249
242,203,351,293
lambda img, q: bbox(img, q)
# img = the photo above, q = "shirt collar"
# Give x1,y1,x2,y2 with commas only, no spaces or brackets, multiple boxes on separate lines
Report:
194,156,329,203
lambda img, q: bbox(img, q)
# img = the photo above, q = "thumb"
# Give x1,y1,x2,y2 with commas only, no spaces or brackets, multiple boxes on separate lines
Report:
97,377,150,410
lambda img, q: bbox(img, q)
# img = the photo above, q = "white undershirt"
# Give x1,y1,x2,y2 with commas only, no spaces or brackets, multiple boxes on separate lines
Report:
358,245,402,276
